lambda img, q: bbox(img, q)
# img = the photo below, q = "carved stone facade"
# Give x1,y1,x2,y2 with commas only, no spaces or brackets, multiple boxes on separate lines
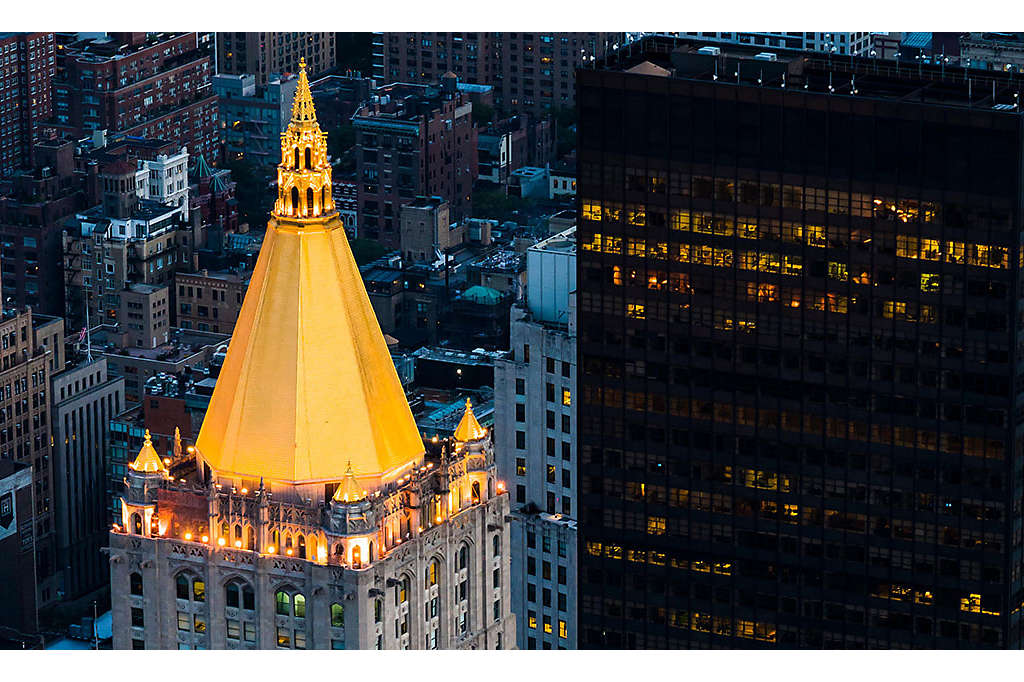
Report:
109,434,515,650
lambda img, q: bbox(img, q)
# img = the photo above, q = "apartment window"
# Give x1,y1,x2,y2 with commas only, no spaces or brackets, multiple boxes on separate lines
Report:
244,622,256,643
558,565,567,585
516,404,526,422
516,458,526,476
516,431,526,449
523,344,530,362
132,639,144,650
562,389,572,406
515,378,525,395
131,608,144,628
559,619,568,638
546,357,555,373
226,619,240,640
561,442,571,461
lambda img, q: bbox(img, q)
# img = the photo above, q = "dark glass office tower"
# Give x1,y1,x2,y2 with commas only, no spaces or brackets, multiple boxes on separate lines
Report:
577,36,1024,649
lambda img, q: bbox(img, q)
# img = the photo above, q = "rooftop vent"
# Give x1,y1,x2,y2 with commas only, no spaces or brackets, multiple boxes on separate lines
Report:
754,52,778,62
697,46,721,56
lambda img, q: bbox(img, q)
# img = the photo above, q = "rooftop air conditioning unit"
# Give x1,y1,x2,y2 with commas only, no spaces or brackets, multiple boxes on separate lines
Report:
754,52,778,62
698,46,721,56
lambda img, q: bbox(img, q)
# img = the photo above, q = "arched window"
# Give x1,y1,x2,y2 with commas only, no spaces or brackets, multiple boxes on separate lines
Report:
175,572,204,602
368,541,375,562
458,544,469,571
306,187,314,217
290,187,299,215
294,593,306,619
285,535,293,554
176,573,189,600
304,146,312,169
247,526,255,550
275,590,291,616
334,543,344,557
193,578,206,602
352,544,361,568
226,581,240,608
242,584,255,611
297,534,306,559
471,481,481,504
396,575,409,604
234,524,242,544
374,599,383,623
492,534,501,557
129,572,143,596
294,147,300,169
330,602,345,628
425,559,438,588
130,513,142,535
321,187,326,211
307,536,317,560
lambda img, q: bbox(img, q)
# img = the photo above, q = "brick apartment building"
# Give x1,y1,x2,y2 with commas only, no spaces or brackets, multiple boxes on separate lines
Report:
0,138,94,317
352,75,477,249
0,32,56,177
373,32,617,116
52,32,218,163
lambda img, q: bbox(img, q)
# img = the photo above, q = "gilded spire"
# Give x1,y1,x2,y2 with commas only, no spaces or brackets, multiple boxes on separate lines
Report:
173,426,182,459
454,398,488,442
290,58,318,124
130,429,166,474
274,59,332,221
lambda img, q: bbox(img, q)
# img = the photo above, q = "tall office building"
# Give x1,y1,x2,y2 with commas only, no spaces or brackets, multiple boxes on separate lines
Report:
216,33,335,87
373,32,616,116
0,33,56,176
494,227,578,649
107,62,515,650
50,354,125,600
577,36,1024,649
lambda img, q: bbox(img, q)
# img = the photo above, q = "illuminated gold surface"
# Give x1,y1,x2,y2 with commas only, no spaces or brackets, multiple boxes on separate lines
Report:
332,462,366,503
453,398,488,442
195,61,424,485
130,429,166,474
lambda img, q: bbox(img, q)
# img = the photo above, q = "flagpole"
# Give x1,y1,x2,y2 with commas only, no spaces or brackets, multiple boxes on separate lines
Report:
84,295,92,362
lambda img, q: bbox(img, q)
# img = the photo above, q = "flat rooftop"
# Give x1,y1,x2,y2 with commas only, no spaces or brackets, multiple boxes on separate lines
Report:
94,326,228,362
530,227,576,255
602,35,1024,112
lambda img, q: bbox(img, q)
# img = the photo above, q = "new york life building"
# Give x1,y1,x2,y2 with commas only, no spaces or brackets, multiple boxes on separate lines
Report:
107,63,515,650
577,36,1024,648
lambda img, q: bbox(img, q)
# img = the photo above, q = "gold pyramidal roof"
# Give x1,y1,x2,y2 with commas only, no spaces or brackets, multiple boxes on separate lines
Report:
332,462,366,503
130,430,166,474
454,399,488,442
195,60,424,486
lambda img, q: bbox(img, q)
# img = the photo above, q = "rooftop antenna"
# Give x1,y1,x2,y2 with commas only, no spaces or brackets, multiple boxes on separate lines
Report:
828,72,834,94
781,71,786,88
758,68,763,86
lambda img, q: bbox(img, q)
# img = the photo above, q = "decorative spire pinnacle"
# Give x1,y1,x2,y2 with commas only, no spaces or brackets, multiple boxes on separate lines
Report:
454,398,488,443
273,59,332,220
130,429,166,474
290,58,317,125
333,461,365,503
173,426,182,459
